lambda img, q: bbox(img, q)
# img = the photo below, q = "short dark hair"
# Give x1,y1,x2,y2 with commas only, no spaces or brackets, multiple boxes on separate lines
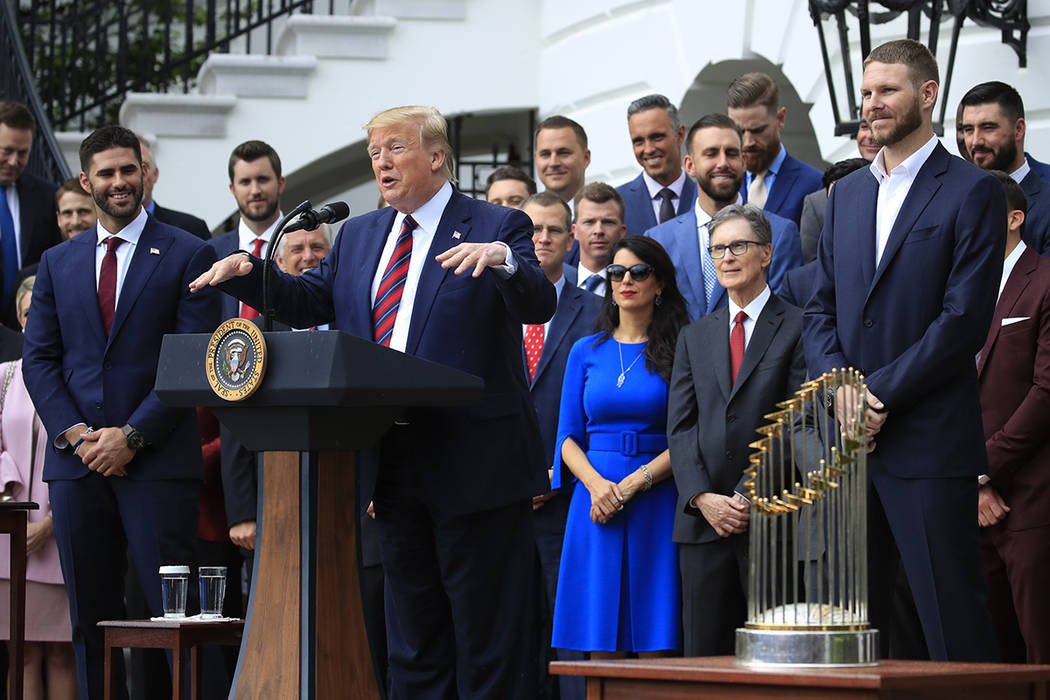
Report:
522,191,572,231
574,182,625,222
822,157,869,190
864,39,939,88
228,140,282,182
54,177,90,206
79,125,141,173
0,101,35,132
990,169,1027,215
727,73,779,112
959,81,1025,123
685,113,742,155
627,94,680,130
485,166,536,197
535,115,588,150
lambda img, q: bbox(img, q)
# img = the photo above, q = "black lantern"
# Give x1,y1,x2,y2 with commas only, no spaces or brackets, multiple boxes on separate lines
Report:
809,0,1028,137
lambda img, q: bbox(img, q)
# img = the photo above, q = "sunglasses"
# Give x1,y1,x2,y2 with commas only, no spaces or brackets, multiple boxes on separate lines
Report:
605,263,654,282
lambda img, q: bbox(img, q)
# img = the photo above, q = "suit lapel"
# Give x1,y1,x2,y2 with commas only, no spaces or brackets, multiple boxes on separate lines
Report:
405,191,469,355
854,174,878,289
978,247,1034,375
708,307,732,402
532,285,579,385
352,208,397,339
108,218,168,346
730,296,784,402
764,156,798,215
630,176,657,231
869,145,947,294
674,209,706,314
74,229,107,344
678,177,697,215
708,281,727,315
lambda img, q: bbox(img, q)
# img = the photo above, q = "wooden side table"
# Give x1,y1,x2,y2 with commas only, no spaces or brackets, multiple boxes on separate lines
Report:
0,500,39,700
99,619,245,700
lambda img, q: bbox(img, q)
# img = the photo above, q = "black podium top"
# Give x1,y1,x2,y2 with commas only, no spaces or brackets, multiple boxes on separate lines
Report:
155,330,483,451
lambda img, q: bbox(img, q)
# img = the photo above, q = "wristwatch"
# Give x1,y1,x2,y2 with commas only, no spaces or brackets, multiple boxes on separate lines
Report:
121,424,147,451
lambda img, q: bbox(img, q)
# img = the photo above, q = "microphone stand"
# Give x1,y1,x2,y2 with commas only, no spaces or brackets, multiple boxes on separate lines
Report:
262,200,312,332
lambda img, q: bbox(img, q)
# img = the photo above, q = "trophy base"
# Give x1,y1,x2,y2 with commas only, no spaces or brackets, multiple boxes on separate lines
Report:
735,627,879,667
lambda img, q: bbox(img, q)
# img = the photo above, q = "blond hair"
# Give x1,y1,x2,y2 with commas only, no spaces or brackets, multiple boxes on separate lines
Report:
365,106,456,183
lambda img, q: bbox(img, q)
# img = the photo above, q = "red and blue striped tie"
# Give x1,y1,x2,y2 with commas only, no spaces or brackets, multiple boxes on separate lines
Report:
372,216,417,346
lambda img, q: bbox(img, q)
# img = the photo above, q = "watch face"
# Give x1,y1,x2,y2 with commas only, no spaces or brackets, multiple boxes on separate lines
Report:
126,431,146,451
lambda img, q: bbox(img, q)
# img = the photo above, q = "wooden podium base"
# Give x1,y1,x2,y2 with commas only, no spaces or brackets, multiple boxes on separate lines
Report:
232,451,381,700
550,657,1050,699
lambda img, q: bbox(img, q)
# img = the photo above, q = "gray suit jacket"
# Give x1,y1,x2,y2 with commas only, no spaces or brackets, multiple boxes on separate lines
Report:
799,188,827,264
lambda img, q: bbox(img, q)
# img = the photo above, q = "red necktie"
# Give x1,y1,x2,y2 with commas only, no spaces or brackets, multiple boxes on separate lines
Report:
240,237,266,320
524,324,545,381
98,236,124,336
730,310,747,383
372,216,417,346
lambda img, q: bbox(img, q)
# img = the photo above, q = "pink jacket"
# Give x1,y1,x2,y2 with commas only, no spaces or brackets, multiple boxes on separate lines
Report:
0,359,64,585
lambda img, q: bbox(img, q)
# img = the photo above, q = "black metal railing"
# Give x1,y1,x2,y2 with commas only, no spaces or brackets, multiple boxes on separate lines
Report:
17,0,317,132
1,0,71,184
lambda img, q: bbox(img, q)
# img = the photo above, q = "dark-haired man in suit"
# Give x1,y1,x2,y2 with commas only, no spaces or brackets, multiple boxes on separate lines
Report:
975,171,1050,664
192,105,555,699
617,94,697,237
22,125,219,700
803,39,1002,662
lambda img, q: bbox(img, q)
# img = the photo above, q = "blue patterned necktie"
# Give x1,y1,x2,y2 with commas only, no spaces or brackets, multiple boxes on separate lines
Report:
0,186,18,305
584,274,603,293
700,223,718,306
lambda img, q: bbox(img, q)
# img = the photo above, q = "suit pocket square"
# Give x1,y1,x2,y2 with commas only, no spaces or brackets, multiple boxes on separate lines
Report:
1002,317,1030,326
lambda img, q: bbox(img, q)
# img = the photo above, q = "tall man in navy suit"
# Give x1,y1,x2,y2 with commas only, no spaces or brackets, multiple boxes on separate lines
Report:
803,39,1003,662
22,125,219,699
192,105,556,699
646,114,801,321
617,94,697,237
727,73,823,227
522,191,600,700
958,81,1050,255
0,101,62,325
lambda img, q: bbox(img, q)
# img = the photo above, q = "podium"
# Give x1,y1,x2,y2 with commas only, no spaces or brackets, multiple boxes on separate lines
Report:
156,330,483,699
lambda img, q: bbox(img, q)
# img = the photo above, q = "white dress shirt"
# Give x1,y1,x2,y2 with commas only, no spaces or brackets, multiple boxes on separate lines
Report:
727,284,772,349
870,135,939,266
2,184,23,265
1009,159,1032,185
95,207,148,306
577,267,607,297
999,240,1027,302
643,170,687,223
238,213,282,255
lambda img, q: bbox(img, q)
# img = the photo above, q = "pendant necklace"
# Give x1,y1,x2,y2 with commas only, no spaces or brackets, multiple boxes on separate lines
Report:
616,340,645,388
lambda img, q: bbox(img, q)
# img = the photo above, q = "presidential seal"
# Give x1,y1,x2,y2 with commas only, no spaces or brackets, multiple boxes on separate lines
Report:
205,318,267,401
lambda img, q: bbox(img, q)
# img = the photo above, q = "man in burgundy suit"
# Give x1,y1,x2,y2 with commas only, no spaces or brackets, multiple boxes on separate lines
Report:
976,171,1050,664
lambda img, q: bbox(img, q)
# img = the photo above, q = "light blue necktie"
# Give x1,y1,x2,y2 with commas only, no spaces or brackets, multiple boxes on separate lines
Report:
700,223,718,307
0,186,18,305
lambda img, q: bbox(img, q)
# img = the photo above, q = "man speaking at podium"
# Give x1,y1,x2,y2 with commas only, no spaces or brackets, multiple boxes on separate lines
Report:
191,105,556,699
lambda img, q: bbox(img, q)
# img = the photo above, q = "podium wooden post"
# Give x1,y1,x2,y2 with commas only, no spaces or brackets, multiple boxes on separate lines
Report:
156,331,483,700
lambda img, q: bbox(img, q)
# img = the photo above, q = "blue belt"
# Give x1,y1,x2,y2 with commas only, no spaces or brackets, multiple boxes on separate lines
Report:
588,430,667,457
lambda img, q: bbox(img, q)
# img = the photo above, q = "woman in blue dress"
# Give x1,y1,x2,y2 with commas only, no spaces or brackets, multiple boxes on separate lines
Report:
552,236,690,656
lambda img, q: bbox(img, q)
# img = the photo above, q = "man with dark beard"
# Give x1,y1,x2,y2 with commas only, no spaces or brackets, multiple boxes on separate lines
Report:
803,39,1004,662
726,73,823,227
21,125,218,699
958,81,1050,254
645,113,801,320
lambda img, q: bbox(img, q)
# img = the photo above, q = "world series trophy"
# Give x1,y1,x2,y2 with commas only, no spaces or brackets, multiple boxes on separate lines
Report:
735,368,879,666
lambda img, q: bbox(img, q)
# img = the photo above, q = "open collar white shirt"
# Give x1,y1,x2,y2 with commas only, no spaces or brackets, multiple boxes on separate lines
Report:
95,207,147,306
727,284,771,349
999,240,1027,303
870,135,939,266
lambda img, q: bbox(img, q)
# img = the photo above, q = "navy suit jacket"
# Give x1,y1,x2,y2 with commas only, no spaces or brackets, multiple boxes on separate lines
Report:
208,230,243,321
617,173,698,238
1019,170,1050,255
667,294,805,544
221,188,556,516
644,206,802,321
525,283,601,485
14,171,62,268
1025,153,1050,182
803,142,1006,479
741,151,823,226
22,215,219,481
153,203,211,241
778,260,819,310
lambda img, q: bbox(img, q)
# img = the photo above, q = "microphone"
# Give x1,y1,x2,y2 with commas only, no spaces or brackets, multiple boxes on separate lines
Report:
283,201,351,233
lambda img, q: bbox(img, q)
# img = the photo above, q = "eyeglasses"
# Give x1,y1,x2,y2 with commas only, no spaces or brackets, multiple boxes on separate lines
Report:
606,263,654,282
707,240,764,259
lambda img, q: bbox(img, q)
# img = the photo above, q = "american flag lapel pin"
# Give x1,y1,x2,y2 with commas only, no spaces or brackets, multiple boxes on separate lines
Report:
452,231,462,240
150,247,160,255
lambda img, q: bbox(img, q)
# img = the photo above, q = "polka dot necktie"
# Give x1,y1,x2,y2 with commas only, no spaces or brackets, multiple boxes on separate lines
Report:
524,324,545,381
